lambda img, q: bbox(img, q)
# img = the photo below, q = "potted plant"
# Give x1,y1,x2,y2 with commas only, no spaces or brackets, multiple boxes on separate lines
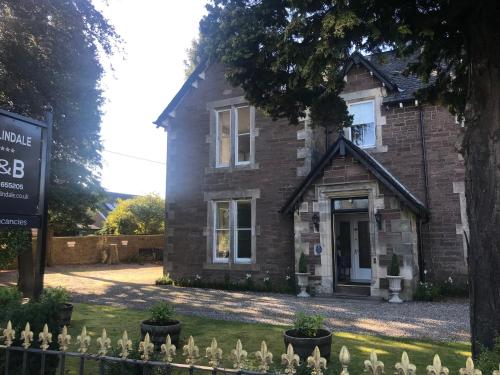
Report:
295,252,310,297
41,287,73,327
387,254,404,303
140,301,181,350
283,312,332,361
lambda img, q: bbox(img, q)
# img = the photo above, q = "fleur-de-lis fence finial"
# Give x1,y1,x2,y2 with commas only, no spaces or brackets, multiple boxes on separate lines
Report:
282,344,300,374
395,352,416,375
459,358,482,375
76,326,91,354
58,326,71,352
183,335,199,365
426,354,449,375
38,324,52,351
21,322,33,349
231,339,248,370
206,338,223,367
364,350,385,375
97,328,111,356
117,331,132,359
255,340,273,372
2,321,15,347
139,333,155,361
160,334,176,363
339,346,351,375
307,346,327,375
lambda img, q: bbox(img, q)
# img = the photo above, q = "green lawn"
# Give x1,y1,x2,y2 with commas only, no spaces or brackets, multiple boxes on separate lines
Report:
64,303,470,374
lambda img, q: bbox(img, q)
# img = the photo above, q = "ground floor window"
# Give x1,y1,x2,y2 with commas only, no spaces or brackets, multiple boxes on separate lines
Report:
213,199,253,263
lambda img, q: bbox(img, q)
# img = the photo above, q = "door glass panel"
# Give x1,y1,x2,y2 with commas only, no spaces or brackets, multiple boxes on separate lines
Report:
357,221,371,268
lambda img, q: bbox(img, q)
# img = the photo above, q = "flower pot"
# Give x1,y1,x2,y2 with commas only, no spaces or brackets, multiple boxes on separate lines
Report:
283,329,332,361
140,320,181,350
387,276,404,303
295,272,310,298
58,303,73,327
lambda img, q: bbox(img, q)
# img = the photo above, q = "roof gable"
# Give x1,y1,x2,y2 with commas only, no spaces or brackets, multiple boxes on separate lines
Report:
154,60,209,128
281,135,428,218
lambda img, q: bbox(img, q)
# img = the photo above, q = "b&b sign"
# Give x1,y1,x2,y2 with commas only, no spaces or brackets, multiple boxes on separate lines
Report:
0,110,45,228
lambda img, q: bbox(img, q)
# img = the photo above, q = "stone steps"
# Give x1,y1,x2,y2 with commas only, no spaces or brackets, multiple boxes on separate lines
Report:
335,283,371,296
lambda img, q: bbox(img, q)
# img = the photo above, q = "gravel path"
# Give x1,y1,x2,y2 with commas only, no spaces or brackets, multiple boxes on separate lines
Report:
0,264,470,342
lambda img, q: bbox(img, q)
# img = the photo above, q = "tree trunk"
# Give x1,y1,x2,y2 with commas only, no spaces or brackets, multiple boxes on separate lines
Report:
463,26,500,357
16,230,34,298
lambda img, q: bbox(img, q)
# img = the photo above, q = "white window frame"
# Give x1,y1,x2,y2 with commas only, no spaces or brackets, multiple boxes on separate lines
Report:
235,106,251,166
213,200,230,263
212,199,254,264
346,99,376,149
215,109,231,167
233,199,252,263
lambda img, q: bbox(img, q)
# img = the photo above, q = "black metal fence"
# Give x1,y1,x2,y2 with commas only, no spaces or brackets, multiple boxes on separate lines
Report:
1,321,497,375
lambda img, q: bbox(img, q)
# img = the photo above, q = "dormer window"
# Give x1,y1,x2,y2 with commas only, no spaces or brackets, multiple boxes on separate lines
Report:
346,100,376,148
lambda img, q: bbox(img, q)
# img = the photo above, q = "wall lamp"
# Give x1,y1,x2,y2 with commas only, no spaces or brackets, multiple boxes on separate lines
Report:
374,211,382,230
312,213,320,232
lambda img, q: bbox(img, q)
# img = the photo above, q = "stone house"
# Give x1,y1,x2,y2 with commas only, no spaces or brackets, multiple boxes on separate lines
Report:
155,51,467,300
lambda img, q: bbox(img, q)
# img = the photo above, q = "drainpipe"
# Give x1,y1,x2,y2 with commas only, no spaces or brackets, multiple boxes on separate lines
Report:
418,106,430,282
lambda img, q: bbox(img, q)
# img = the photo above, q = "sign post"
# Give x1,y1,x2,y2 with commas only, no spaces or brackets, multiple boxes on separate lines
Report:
0,107,52,298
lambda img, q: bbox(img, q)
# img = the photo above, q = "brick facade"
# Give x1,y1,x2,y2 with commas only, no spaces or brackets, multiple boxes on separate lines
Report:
161,58,466,298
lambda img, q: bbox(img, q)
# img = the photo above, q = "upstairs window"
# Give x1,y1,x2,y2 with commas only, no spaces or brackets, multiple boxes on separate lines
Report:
216,109,231,167
347,100,376,148
214,105,253,167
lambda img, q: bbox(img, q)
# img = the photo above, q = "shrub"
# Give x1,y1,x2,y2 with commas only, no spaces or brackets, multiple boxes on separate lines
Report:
293,312,324,337
0,286,22,306
413,281,442,301
149,302,175,325
155,274,175,286
388,254,400,276
41,286,70,307
298,252,307,273
477,338,500,375
438,276,469,298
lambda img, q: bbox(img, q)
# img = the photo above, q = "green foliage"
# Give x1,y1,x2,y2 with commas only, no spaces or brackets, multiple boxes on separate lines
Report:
413,282,442,302
155,274,175,286
0,286,22,306
199,1,480,127
41,286,70,306
0,287,64,373
293,312,324,338
388,254,400,276
298,252,308,273
0,1,120,235
102,194,165,235
0,228,32,269
149,302,175,325
476,338,500,375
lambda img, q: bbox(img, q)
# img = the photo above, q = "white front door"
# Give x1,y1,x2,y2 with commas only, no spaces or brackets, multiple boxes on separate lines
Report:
350,216,372,282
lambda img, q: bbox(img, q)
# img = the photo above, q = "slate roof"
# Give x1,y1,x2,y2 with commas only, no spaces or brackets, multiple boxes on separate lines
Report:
281,135,429,218
358,50,430,104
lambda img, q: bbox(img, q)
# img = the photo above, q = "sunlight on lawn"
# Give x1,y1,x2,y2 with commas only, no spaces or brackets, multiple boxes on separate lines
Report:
64,303,470,374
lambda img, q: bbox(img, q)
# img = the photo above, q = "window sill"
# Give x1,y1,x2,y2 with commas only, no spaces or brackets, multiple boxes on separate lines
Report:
203,262,260,271
205,163,259,174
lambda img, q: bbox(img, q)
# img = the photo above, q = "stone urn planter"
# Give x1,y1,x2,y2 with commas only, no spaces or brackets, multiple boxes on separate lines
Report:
387,276,404,303
283,329,332,361
140,319,181,350
141,302,181,350
295,273,310,297
58,303,74,327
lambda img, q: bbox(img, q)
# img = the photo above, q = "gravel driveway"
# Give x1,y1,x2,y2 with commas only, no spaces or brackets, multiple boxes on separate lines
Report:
0,264,469,342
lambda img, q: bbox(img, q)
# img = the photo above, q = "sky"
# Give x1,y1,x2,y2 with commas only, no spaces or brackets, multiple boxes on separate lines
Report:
94,0,207,197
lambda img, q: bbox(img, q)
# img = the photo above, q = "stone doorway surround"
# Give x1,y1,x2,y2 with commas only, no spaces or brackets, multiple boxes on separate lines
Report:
314,182,382,295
